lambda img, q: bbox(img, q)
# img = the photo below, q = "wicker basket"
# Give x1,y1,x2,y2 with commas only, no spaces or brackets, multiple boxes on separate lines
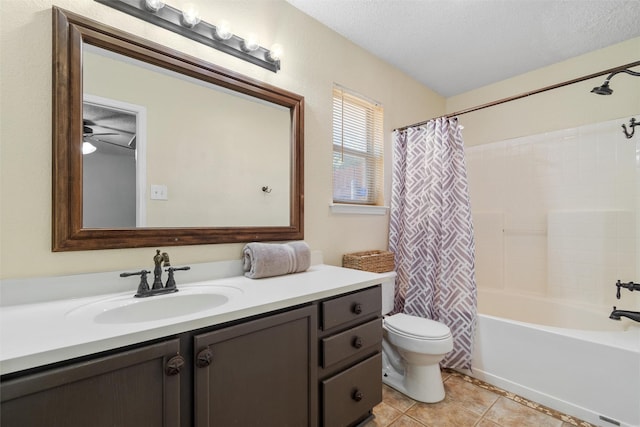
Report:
342,250,395,273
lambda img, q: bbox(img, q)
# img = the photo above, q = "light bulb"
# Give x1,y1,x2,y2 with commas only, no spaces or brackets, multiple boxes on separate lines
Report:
144,0,164,12
214,20,232,40
267,43,283,62
242,33,259,52
83,142,97,155
181,2,200,27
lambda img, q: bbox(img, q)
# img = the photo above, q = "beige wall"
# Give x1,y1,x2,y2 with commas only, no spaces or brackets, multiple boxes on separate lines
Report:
0,0,443,278
448,37,640,146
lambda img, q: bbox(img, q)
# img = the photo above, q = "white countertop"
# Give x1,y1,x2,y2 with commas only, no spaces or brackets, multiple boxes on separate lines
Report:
0,264,387,375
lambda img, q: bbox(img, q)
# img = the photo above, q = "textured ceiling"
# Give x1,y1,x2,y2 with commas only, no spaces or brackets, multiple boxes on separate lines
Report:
286,0,640,97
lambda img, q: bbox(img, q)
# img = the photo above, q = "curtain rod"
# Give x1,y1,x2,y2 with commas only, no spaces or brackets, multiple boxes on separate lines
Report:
394,60,640,133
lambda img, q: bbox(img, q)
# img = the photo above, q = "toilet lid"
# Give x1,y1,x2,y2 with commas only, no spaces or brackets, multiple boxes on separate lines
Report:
384,313,451,340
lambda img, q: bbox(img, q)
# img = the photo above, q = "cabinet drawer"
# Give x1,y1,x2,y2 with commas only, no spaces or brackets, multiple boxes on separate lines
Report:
321,353,382,427
321,286,381,330
322,318,382,368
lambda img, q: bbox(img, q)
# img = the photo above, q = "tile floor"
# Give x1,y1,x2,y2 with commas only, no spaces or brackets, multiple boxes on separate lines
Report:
365,370,595,427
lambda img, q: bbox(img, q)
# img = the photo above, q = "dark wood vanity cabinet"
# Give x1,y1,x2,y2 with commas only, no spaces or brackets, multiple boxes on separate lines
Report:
0,286,382,427
188,286,383,427
0,338,182,427
318,286,383,427
0,307,318,427
193,305,318,427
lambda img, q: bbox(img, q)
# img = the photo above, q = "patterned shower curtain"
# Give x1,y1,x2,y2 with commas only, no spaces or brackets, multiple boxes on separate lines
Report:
389,117,477,369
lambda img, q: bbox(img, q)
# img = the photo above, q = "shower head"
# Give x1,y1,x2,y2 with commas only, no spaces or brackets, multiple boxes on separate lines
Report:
591,81,613,95
591,67,640,95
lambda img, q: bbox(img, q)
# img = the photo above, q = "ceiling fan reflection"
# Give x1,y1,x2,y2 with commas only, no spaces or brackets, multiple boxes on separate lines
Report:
83,119,136,150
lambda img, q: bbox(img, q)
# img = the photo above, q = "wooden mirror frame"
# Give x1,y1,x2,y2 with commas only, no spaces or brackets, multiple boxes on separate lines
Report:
52,7,304,251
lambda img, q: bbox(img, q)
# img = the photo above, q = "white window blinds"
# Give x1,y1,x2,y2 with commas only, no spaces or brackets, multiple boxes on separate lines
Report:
332,86,384,205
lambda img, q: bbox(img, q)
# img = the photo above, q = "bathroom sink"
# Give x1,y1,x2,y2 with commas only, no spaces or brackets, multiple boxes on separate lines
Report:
66,285,243,324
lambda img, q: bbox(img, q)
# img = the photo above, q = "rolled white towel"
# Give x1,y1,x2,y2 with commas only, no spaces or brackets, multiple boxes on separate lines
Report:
242,241,311,279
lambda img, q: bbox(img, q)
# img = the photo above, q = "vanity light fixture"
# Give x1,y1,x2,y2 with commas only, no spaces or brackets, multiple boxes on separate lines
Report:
267,44,283,63
180,2,200,28
144,0,164,12
214,20,232,41
241,33,260,52
94,0,282,72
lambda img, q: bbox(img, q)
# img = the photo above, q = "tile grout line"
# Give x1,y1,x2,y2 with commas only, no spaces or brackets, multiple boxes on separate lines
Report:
443,370,500,427
393,400,426,427
472,391,502,427
387,408,404,427
443,369,596,427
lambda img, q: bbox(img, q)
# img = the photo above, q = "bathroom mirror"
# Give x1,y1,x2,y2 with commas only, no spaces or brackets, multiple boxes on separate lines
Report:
52,7,304,251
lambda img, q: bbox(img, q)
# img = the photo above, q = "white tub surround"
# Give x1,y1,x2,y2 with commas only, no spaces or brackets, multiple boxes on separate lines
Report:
0,261,385,375
466,116,639,307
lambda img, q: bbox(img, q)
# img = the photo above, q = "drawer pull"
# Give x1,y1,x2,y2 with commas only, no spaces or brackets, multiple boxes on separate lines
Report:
196,348,213,368
352,303,363,315
165,355,185,376
352,336,364,349
352,390,363,402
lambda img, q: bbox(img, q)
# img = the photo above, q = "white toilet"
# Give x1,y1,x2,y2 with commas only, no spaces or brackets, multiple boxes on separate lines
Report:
380,273,454,403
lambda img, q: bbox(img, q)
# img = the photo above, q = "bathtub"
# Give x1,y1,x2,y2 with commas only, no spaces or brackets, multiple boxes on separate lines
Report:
467,289,640,427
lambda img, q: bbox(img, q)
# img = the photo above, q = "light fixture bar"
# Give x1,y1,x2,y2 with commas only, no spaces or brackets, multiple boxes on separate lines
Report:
94,0,280,72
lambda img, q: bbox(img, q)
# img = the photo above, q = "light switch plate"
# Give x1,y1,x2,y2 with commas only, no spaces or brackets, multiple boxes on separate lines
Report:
150,184,168,200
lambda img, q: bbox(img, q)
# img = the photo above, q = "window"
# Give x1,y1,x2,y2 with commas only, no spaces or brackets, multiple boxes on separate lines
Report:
332,86,384,205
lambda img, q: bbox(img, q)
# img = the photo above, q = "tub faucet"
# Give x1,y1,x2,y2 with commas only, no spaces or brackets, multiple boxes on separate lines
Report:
609,306,640,323
615,280,640,299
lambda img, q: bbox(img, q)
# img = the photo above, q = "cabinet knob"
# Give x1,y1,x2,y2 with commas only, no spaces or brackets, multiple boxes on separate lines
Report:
196,348,213,368
352,390,363,402
352,336,363,349
351,303,363,315
165,355,185,376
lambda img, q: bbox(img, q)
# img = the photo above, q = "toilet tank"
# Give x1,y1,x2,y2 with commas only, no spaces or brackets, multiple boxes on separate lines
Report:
380,272,397,315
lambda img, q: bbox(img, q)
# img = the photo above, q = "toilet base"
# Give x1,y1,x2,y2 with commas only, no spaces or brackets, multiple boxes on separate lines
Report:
382,362,446,403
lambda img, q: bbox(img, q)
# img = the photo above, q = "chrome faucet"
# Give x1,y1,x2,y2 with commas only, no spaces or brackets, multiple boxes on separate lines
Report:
120,250,190,297
609,307,640,323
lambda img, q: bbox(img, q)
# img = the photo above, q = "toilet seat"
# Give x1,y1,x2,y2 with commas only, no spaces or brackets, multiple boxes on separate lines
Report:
384,313,451,340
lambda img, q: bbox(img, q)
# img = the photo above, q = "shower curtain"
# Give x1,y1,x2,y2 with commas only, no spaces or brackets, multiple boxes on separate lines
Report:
389,117,477,369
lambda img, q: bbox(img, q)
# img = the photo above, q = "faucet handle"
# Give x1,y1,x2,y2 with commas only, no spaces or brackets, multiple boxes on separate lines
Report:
615,280,640,299
166,266,190,272
120,269,151,278
120,270,152,297
164,266,190,289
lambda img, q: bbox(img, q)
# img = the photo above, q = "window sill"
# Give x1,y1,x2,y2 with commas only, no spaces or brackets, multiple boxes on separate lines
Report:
329,203,389,215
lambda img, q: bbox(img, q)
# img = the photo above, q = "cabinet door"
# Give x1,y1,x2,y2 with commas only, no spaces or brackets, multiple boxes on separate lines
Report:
194,305,317,427
1,338,181,427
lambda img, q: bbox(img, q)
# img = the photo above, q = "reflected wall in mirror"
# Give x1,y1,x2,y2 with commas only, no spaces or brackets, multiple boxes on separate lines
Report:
82,45,291,228
82,97,140,228
52,7,304,251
